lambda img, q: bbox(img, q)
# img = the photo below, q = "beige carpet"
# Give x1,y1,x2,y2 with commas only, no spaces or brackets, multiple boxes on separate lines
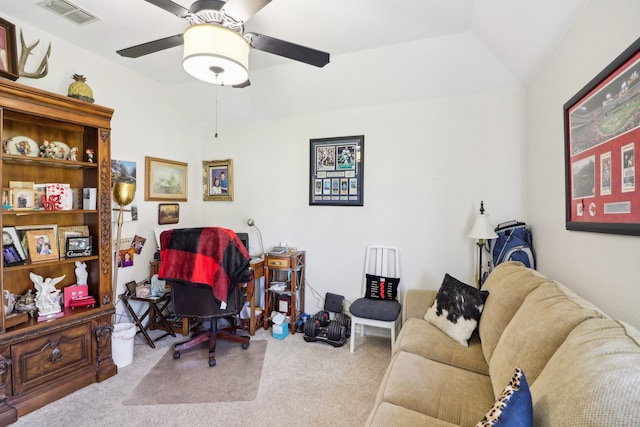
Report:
13,327,392,426
123,338,267,405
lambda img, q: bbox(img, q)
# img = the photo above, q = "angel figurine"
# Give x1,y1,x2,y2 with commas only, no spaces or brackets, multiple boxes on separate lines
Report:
30,272,65,316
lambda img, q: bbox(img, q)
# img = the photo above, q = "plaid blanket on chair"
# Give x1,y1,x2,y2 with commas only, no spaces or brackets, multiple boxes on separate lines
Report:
158,227,251,305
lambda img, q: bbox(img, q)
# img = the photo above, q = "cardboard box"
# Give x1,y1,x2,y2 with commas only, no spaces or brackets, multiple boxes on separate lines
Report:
63,284,88,307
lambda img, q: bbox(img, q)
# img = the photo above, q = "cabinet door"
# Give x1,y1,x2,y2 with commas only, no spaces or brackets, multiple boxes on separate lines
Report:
11,323,92,394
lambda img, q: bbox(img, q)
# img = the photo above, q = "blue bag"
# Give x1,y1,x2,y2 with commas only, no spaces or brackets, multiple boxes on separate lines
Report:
489,221,535,269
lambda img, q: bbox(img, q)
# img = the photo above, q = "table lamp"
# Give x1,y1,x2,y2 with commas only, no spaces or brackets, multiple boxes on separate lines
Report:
247,218,264,258
467,201,497,288
112,182,136,305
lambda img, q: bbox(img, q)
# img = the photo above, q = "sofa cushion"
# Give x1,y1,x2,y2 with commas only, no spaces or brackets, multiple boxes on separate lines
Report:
394,317,489,375
365,273,400,300
530,318,640,425
476,367,532,427
479,262,551,363
366,402,460,427
489,281,599,397
377,351,495,426
424,273,488,346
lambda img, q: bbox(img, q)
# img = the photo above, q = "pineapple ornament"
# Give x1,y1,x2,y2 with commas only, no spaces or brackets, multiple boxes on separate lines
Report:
67,74,95,103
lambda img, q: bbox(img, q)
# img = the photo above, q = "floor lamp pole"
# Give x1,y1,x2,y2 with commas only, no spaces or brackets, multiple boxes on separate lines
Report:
476,239,484,289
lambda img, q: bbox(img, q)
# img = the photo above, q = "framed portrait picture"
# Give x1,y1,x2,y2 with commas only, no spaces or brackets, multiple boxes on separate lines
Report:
57,225,89,258
0,17,18,81
158,203,179,225
3,226,26,259
144,156,188,202
309,135,364,206
203,159,233,201
564,35,640,235
25,229,59,262
2,226,26,267
2,188,10,209
10,188,34,210
15,224,57,259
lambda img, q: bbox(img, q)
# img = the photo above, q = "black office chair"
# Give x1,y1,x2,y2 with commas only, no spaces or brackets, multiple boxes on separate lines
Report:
158,227,252,367
170,279,249,367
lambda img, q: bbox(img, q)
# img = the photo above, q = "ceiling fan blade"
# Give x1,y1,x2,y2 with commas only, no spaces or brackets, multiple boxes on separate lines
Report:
145,0,192,18
233,79,251,88
246,33,330,67
222,0,272,23
117,34,184,58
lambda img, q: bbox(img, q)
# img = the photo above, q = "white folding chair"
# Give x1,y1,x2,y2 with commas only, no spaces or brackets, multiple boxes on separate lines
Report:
349,246,401,353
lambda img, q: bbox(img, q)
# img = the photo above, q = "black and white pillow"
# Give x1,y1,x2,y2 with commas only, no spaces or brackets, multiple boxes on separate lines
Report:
365,274,400,300
424,273,488,346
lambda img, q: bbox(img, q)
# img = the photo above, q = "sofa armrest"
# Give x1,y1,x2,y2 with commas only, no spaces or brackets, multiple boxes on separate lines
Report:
402,289,437,323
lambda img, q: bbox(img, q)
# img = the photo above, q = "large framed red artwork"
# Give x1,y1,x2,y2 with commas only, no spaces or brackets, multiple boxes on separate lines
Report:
565,36,640,235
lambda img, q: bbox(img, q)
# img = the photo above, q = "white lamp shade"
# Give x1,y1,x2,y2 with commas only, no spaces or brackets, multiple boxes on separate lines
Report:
183,24,249,86
467,213,498,240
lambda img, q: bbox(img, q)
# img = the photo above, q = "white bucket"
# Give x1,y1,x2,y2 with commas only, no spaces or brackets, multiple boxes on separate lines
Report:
112,322,136,368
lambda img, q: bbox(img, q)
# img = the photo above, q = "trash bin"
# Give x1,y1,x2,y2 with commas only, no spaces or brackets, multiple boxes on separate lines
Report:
112,322,135,368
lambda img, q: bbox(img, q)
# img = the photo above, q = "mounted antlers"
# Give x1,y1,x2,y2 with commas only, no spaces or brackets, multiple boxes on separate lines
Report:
18,29,51,79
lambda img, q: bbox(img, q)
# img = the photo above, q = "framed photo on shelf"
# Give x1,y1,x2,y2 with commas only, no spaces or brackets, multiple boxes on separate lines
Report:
158,203,179,225
25,228,59,262
203,159,233,201
309,135,364,206
144,156,188,202
66,235,92,258
2,226,26,260
564,35,640,235
0,17,19,81
15,224,57,258
57,225,89,258
10,188,34,210
2,243,23,267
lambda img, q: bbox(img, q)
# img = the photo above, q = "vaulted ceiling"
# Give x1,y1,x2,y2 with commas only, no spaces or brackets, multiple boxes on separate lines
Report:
0,0,590,87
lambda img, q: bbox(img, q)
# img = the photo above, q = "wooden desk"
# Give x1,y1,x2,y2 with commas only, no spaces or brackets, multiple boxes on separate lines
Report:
246,258,264,336
151,258,265,336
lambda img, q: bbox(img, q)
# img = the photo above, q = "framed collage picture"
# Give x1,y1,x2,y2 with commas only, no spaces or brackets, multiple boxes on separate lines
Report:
564,36,640,235
309,135,364,206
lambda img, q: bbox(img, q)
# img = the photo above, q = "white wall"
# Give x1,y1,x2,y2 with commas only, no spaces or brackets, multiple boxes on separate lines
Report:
5,16,529,318
528,0,640,328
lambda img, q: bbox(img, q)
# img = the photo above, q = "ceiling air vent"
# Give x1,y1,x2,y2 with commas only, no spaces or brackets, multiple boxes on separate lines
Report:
37,0,101,26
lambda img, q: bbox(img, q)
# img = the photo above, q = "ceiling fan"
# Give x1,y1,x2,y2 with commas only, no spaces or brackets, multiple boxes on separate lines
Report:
116,0,330,87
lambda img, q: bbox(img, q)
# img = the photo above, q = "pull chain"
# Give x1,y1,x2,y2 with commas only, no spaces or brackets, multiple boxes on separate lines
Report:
214,85,219,139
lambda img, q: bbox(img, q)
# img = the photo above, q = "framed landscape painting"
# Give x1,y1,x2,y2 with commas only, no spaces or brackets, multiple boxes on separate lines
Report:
145,156,187,202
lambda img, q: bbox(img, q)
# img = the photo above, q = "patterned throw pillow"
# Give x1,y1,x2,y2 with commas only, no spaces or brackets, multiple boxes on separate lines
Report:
476,367,532,427
365,274,400,300
424,273,488,346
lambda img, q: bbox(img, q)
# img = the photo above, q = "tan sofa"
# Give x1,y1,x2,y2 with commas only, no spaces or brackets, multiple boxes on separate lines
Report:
365,261,640,426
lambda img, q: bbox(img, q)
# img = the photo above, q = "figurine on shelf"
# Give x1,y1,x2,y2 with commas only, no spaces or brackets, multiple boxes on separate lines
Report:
75,261,88,286
15,290,37,317
69,146,78,161
31,272,65,316
85,148,94,163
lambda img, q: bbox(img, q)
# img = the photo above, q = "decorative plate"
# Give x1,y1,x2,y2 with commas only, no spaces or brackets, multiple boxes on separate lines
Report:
3,136,39,157
46,141,71,160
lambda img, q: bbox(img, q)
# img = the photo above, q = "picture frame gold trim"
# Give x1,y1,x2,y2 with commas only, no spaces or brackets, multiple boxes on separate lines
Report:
203,159,233,201
144,156,188,202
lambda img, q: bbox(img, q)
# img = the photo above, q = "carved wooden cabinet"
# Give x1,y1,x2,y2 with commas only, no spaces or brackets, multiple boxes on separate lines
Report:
0,80,116,424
